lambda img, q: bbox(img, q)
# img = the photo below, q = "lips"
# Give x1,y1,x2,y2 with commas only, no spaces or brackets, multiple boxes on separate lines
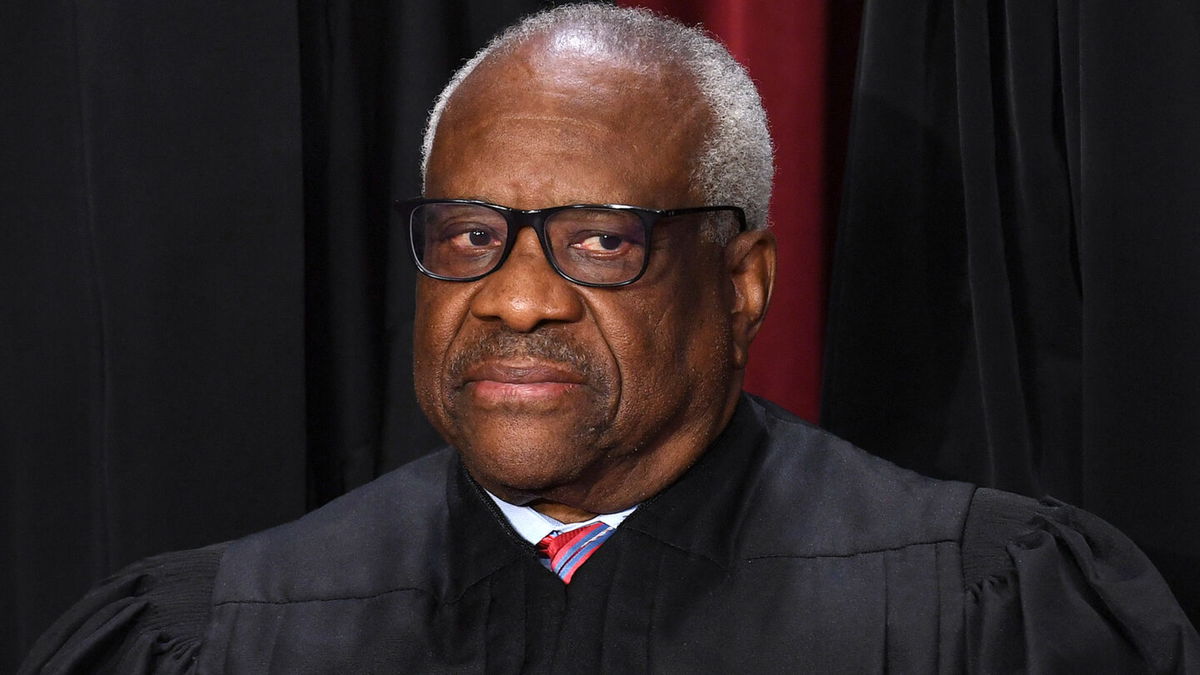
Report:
461,360,587,405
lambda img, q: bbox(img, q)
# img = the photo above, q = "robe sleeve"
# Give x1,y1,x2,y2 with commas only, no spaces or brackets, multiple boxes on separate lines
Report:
962,488,1200,674
18,543,227,675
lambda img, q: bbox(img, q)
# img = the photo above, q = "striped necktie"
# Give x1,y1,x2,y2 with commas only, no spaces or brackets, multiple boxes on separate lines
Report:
536,522,615,584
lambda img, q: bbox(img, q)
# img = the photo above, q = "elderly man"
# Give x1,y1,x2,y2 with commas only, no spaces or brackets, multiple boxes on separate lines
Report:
22,4,1199,673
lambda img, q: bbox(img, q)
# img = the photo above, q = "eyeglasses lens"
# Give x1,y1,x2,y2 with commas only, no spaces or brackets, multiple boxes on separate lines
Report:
412,203,509,280
546,208,647,285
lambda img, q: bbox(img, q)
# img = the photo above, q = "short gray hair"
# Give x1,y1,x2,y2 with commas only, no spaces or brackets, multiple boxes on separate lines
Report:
420,3,774,231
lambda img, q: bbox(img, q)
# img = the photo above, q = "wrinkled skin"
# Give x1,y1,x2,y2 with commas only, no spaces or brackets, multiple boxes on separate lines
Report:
415,38,775,521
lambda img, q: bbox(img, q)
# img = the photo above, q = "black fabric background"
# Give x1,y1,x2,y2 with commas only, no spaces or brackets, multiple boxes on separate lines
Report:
822,0,1200,625
1,1,551,669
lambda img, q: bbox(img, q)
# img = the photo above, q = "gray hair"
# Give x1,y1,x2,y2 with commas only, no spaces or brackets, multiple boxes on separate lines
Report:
419,3,774,231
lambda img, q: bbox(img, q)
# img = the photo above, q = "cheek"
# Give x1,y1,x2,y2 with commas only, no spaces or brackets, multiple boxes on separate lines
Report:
413,283,473,417
599,275,733,411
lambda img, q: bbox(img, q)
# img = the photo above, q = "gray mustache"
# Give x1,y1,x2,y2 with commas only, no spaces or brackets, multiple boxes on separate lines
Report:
447,329,604,385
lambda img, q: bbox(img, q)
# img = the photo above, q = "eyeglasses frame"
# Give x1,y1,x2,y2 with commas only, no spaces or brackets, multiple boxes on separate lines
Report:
395,198,748,288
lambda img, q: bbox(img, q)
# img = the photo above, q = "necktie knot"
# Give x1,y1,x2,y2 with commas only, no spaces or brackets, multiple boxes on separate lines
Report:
536,521,614,584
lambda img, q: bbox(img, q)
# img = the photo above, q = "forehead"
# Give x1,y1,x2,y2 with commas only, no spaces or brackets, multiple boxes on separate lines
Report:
426,41,710,209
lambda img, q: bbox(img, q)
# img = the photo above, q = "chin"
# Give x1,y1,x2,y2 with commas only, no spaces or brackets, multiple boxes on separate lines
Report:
459,434,598,497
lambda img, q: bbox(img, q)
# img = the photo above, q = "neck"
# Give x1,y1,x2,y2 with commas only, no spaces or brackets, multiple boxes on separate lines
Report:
530,499,596,524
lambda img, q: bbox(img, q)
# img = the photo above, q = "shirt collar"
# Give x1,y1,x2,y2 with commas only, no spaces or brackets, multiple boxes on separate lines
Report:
484,490,638,545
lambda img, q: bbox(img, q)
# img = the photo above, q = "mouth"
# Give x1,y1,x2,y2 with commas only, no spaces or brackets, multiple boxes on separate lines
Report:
461,360,587,404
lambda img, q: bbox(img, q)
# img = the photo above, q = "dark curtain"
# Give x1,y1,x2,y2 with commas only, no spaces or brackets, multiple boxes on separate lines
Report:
1,0,551,669
823,0,1200,623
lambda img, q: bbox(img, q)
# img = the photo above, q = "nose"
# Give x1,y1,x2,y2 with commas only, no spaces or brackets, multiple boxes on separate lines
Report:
469,228,585,332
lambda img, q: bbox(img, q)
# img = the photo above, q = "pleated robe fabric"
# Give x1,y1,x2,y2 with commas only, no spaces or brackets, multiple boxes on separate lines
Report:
21,397,1200,673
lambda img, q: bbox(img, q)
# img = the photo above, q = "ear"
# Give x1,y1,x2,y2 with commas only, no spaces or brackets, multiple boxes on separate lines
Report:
724,229,776,369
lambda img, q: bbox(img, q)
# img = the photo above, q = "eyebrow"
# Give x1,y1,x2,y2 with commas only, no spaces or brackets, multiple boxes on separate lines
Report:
428,196,651,209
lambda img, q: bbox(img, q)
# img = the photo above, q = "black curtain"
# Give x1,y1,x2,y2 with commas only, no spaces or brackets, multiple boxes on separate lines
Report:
1,0,552,669
823,0,1200,624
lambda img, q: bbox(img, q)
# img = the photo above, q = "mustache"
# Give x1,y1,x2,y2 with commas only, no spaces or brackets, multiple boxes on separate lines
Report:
447,328,605,387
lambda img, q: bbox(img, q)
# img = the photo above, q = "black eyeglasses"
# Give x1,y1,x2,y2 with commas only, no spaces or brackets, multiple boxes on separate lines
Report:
395,198,747,287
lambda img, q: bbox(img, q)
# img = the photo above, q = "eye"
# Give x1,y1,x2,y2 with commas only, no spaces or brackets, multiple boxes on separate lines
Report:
457,229,495,247
574,233,627,252
441,225,503,250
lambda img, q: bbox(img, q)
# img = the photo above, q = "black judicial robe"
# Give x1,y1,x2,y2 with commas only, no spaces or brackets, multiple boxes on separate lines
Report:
21,396,1200,673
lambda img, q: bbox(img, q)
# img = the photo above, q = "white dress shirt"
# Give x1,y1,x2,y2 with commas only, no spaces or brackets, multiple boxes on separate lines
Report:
484,490,638,545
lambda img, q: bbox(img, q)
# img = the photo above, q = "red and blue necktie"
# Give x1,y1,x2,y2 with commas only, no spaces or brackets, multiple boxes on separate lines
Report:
536,522,615,584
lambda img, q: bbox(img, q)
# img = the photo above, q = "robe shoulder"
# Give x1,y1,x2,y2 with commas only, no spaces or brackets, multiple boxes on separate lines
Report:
18,543,227,675
747,397,1200,672
961,487,1200,673
731,395,977,558
212,446,466,603
18,448,463,674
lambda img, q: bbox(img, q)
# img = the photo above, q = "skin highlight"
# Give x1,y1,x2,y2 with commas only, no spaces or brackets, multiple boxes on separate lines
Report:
414,38,776,523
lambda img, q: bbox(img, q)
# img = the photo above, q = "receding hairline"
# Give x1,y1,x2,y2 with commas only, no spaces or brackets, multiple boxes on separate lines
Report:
430,37,713,186
445,33,691,105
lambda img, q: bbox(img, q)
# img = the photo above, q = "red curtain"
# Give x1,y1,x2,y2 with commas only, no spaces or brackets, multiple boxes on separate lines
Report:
620,1,856,421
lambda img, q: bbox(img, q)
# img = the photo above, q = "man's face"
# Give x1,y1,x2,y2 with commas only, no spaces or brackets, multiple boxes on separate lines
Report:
414,44,760,513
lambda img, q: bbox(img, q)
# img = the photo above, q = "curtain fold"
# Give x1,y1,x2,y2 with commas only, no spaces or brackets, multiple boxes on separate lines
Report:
823,0,1200,622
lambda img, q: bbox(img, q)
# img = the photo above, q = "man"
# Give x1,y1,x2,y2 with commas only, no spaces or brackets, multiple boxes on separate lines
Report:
22,4,1199,673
